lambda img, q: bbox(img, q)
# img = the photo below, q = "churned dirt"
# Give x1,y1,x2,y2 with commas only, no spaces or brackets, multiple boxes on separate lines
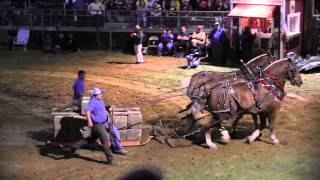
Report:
0,51,319,180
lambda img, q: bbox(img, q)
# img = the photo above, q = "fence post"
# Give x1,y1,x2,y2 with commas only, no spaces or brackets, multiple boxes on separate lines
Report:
41,10,44,43
109,32,112,51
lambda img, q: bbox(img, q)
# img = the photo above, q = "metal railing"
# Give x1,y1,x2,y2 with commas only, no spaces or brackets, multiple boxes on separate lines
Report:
0,8,230,31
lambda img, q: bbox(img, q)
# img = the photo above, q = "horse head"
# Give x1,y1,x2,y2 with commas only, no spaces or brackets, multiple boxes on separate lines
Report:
264,58,303,87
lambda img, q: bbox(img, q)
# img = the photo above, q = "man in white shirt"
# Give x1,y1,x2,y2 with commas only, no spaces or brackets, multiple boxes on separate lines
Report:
87,0,105,15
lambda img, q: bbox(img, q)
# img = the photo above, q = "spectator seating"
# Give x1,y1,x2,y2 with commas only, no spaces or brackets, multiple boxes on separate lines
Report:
13,27,30,52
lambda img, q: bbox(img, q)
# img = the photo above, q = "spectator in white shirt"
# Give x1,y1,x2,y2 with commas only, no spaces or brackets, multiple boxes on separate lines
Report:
87,0,105,15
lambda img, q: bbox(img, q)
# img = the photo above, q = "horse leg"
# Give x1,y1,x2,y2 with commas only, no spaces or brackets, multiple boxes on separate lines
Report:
205,128,217,150
190,99,202,119
246,114,261,144
253,114,259,130
230,115,243,138
268,111,280,144
219,126,231,144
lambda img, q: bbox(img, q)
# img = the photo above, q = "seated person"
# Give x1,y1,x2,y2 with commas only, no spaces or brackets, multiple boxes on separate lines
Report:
191,25,206,56
157,27,174,56
87,0,105,15
186,39,201,69
43,33,53,53
65,33,79,52
174,25,190,56
53,32,67,53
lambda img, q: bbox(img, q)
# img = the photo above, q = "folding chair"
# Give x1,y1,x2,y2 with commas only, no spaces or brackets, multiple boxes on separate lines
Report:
13,27,30,52
147,36,159,55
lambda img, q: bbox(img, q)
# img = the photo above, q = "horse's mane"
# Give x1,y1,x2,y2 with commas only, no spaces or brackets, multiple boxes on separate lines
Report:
264,58,288,71
246,54,268,65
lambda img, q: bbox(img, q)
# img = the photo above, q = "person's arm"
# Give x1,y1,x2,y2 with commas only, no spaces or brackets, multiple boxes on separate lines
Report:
198,32,205,42
169,33,174,39
86,111,93,127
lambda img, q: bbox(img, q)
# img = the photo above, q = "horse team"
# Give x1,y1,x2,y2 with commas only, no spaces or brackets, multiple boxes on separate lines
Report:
181,52,303,149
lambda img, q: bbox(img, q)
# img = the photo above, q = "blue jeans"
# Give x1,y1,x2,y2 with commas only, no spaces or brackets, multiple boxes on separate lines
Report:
158,41,173,56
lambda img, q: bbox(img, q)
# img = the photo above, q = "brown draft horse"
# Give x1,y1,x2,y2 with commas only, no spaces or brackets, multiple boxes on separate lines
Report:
203,58,303,149
185,53,275,119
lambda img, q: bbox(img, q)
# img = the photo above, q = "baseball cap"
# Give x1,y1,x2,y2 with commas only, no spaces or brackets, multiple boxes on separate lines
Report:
91,87,103,95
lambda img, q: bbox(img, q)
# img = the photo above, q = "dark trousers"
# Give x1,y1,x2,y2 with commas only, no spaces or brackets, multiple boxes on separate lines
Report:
72,124,113,161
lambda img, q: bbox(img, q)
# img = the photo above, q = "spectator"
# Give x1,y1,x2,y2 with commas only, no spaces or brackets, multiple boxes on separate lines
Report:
158,27,174,56
189,0,198,10
191,25,206,55
72,0,86,9
53,32,67,53
150,1,162,17
174,25,190,56
66,33,79,52
241,26,256,62
209,22,228,65
170,0,180,12
186,39,201,69
87,0,105,15
146,0,155,9
43,33,53,53
114,0,126,9
215,0,229,11
150,0,162,27
136,0,149,27
198,0,208,11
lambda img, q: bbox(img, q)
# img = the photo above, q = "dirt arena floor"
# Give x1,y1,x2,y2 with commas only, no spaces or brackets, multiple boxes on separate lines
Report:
0,51,320,180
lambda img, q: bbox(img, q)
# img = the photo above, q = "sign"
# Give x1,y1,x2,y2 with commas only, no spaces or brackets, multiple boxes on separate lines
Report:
290,0,295,13
231,0,282,6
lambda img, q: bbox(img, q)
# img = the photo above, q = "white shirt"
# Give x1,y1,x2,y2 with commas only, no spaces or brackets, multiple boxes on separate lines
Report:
87,2,105,15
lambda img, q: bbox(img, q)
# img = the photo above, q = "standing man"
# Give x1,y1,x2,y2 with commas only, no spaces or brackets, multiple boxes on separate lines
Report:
72,70,85,109
131,25,144,64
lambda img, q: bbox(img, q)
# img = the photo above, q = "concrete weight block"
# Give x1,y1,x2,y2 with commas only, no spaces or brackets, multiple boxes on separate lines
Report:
119,130,127,141
127,114,142,129
126,129,142,141
113,116,128,129
53,116,64,131
81,96,90,115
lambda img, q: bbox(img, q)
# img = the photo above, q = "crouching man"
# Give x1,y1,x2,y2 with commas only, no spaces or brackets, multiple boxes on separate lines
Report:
64,87,127,165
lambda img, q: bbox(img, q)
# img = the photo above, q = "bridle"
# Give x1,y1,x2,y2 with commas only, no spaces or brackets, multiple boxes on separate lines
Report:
287,60,300,86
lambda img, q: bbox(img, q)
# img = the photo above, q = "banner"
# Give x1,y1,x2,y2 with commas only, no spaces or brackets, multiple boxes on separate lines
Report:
231,0,282,6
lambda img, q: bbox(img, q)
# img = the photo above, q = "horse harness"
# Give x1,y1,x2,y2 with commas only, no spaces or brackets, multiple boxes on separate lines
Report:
188,64,286,118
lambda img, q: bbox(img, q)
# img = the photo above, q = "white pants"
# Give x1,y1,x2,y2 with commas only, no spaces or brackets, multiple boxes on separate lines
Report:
134,44,144,63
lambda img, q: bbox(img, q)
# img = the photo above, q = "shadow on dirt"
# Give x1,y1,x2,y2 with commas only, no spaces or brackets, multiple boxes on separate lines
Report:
27,128,106,165
106,61,136,64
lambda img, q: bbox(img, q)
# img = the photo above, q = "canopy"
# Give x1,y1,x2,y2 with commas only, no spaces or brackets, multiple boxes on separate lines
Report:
228,4,275,18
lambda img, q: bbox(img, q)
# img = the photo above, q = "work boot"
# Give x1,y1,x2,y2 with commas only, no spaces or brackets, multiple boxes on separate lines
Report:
114,149,128,155
106,158,118,165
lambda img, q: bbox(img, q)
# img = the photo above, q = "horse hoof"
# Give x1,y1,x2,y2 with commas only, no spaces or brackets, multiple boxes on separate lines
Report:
246,136,255,144
208,144,218,150
271,138,279,144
